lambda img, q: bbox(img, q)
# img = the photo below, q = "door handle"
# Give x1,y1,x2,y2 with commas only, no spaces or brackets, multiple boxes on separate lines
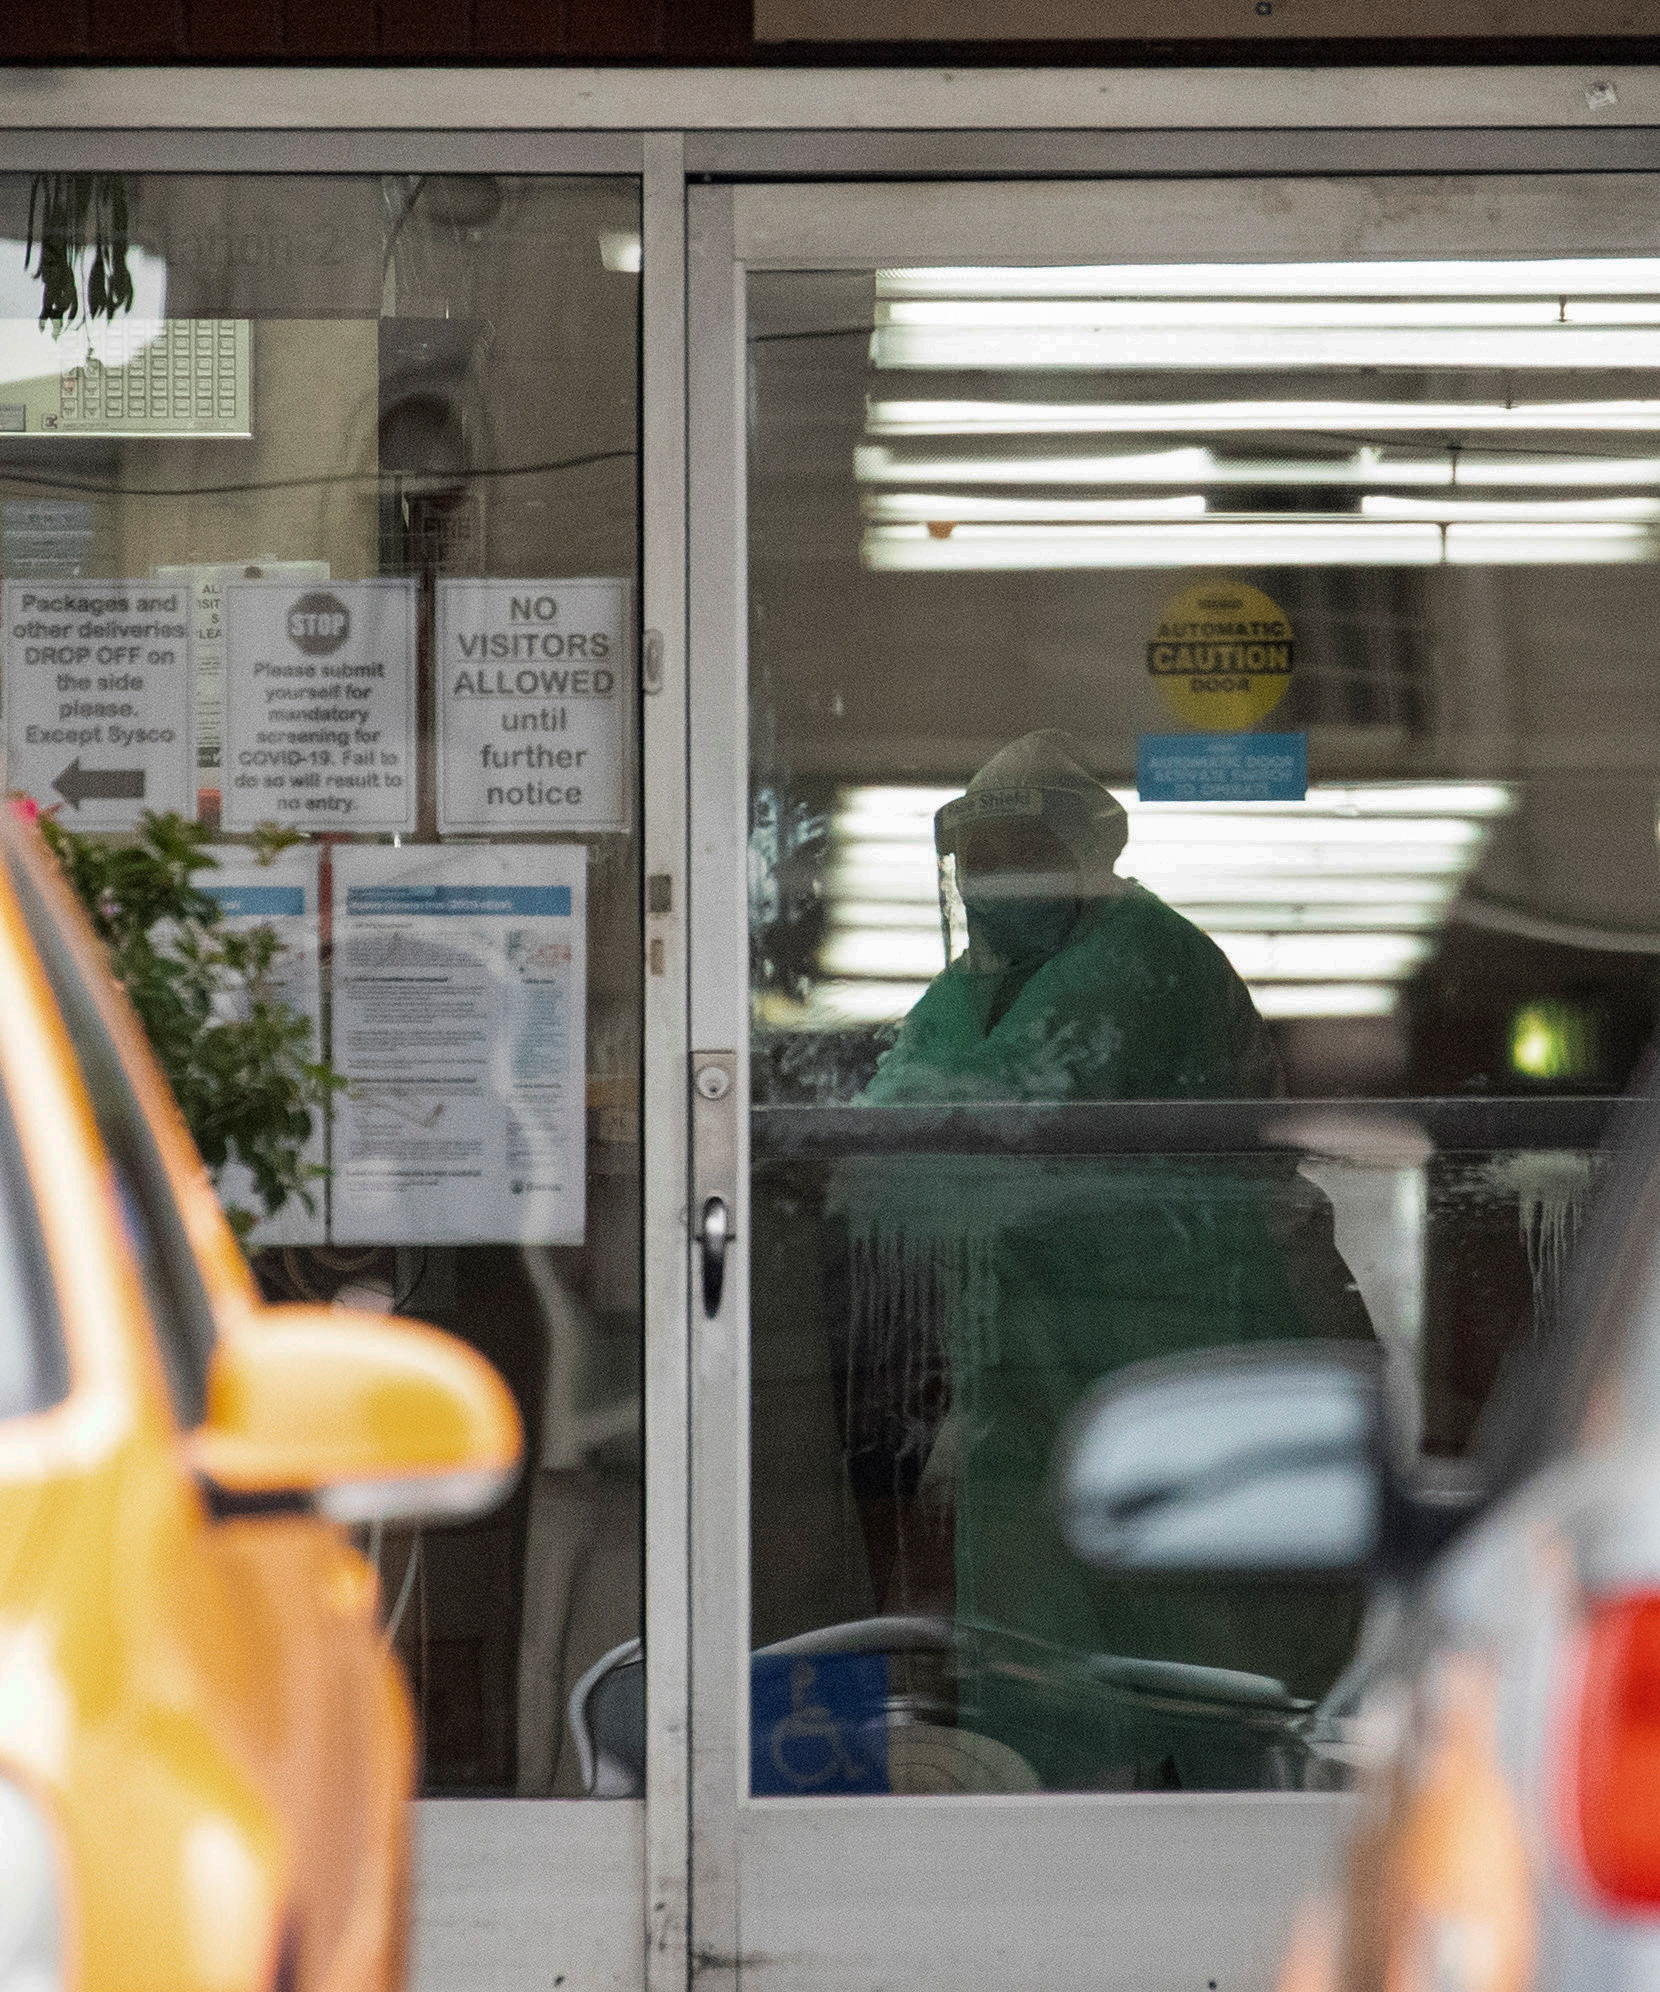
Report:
698,1195,733,1317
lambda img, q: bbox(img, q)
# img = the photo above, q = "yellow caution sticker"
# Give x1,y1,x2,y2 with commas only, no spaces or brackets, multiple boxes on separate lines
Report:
1146,579,1294,732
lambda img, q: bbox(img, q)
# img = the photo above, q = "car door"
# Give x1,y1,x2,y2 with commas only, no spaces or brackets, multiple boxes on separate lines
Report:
0,821,411,1992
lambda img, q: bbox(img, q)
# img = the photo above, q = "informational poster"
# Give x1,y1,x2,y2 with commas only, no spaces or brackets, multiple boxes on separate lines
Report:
3,499,96,578
154,559,328,781
221,578,416,833
331,843,588,1247
198,845,326,1248
1137,732,1307,804
436,578,631,835
2,579,194,827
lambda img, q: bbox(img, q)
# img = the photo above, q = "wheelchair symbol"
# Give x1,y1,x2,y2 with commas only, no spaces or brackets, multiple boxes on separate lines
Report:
768,1660,870,1790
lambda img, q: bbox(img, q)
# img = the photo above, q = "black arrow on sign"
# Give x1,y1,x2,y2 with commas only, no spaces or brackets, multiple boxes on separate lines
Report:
52,759,147,810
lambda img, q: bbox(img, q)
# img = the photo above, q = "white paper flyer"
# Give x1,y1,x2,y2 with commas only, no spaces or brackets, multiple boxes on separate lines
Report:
330,843,587,1246
221,578,417,833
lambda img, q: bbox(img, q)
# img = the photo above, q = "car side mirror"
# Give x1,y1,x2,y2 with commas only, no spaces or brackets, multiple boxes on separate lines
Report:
1053,1344,1482,1581
187,1303,523,1527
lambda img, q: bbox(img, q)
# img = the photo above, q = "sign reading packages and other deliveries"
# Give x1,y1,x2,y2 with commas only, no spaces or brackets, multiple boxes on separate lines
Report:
437,579,631,835
2,580,194,828
222,579,416,833
1146,579,1294,734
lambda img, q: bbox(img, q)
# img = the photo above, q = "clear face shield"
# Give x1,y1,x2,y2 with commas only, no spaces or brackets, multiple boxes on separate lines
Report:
934,787,1092,969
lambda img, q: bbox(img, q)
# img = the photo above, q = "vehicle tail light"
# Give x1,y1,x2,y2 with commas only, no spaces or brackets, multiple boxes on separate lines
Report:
1574,1592,1660,1907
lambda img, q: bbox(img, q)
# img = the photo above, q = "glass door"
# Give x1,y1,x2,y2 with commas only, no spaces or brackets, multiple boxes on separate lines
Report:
0,164,655,1992
687,170,1660,1992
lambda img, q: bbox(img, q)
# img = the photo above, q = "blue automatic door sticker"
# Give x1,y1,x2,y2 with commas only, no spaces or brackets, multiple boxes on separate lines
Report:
750,1653,891,1795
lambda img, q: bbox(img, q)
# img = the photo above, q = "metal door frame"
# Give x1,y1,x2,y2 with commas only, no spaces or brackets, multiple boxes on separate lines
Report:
0,119,687,1992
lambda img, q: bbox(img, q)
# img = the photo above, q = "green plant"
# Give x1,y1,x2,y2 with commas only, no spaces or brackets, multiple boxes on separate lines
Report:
39,810,339,1240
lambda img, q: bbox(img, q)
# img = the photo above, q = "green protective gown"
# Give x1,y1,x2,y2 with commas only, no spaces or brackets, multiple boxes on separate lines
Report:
844,882,1373,1791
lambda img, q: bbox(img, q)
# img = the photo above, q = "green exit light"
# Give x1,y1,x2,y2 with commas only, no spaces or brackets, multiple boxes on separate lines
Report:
1509,1001,1596,1081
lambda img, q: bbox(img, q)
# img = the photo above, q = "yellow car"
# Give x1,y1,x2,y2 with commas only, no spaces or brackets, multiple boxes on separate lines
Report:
0,808,522,1992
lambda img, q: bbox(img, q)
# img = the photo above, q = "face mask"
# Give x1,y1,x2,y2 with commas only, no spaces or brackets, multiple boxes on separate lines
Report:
963,891,1078,965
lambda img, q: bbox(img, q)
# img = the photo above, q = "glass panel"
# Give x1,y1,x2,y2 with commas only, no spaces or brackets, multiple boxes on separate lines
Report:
746,254,1648,1794
0,173,643,1797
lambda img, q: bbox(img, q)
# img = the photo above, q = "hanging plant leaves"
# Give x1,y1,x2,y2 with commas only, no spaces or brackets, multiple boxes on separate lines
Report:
24,173,137,330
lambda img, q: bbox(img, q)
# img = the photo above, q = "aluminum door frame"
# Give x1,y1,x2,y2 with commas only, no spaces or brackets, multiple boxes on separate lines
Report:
0,123,684,1992
684,165,1660,1992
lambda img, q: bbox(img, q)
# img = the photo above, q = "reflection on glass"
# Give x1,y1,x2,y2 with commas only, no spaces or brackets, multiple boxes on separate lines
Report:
0,173,643,1796
747,255,1649,1795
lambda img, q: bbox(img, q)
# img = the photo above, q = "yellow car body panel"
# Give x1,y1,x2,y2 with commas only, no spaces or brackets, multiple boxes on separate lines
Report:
0,816,516,1992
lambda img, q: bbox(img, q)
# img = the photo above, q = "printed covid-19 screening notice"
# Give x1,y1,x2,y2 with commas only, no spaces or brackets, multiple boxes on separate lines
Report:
222,579,416,833
3,581,194,827
437,578,630,834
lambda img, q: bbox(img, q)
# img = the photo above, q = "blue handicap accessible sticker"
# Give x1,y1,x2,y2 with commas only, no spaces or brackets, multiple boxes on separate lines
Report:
750,1651,891,1795
1137,732,1307,803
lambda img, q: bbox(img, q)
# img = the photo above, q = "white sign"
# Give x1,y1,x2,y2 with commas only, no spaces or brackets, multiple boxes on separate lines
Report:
331,844,587,1247
222,578,416,833
198,845,325,1248
2,579,194,827
437,578,630,834
153,559,328,781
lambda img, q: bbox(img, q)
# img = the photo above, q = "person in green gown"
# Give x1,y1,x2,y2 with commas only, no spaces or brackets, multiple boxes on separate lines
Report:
843,729,1373,1790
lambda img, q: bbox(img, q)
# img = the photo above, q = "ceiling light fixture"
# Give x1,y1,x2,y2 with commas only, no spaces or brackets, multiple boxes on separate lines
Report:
869,324,1660,371
863,400,1660,436
874,259,1660,299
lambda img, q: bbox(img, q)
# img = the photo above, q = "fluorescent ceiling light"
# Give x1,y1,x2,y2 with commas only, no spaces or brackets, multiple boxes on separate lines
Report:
861,519,1657,569
864,491,1208,523
867,491,1660,528
864,400,1660,435
863,520,1442,569
878,298,1660,331
852,448,1660,494
821,930,945,979
808,979,935,1024
857,443,1223,484
1249,983,1400,1020
856,444,1660,491
823,867,1468,912
1130,849,1476,881
1212,932,1433,980
827,903,943,933
1446,522,1655,560
1124,814,1485,849
1361,493,1660,521
875,260,1660,299
1159,877,1461,907
833,781,1512,822
870,325,1660,371
1148,782,1514,816
1173,902,1450,932
1415,456,1660,486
